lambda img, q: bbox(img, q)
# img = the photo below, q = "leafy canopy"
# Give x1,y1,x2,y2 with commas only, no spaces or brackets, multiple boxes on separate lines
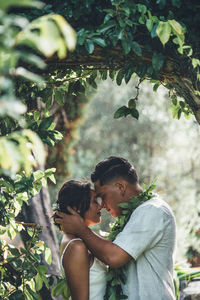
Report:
0,0,76,298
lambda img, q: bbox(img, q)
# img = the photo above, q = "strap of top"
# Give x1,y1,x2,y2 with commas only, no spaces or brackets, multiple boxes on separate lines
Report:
61,238,82,268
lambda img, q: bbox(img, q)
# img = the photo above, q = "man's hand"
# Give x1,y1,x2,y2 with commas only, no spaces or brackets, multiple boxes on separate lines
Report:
55,207,86,235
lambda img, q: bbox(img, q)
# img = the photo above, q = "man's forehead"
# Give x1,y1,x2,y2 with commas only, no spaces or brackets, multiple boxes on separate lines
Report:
94,180,106,195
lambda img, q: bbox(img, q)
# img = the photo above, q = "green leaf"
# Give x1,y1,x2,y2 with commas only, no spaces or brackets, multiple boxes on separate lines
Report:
192,58,200,69
156,21,171,45
39,116,53,131
146,19,153,32
15,67,44,85
8,290,24,300
124,67,134,84
169,20,182,35
114,106,130,119
101,70,108,80
33,170,44,181
26,284,41,300
153,82,160,92
128,99,136,109
19,52,46,69
116,70,124,86
33,111,40,122
0,0,43,12
50,14,77,51
92,37,106,47
37,265,48,275
137,4,147,14
109,70,116,80
49,174,56,184
44,168,56,176
85,39,94,54
24,129,46,167
132,42,142,56
45,247,52,265
177,108,182,119
151,23,158,38
130,108,139,120
152,52,164,71
121,38,131,55
98,20,116,33
35,273,43,291
51,279,66,297
118,202,129,208
55,90,65,105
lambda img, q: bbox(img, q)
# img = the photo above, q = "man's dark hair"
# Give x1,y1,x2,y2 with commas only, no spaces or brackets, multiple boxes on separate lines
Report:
91,156,138,185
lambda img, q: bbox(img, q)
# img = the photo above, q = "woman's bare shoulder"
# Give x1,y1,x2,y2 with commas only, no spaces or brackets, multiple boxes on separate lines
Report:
62,240,88,270
61,236,87,257
66,239,87,255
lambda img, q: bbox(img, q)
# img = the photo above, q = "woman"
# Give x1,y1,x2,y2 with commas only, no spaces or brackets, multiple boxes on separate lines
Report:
54,180,107,300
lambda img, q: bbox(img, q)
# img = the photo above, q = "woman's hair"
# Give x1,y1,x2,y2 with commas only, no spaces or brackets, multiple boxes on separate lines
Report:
53,180,91,229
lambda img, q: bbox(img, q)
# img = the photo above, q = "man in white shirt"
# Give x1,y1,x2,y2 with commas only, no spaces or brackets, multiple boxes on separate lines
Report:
56,156,176,299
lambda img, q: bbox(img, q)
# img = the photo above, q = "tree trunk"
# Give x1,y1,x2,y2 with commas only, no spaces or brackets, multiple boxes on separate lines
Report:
17,186,62,300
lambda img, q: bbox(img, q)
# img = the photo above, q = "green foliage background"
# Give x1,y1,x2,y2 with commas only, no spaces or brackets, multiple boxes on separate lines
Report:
1,0,200,298
64,78,200,262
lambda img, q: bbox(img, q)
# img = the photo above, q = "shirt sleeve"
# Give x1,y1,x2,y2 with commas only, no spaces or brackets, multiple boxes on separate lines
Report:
113,204,164,260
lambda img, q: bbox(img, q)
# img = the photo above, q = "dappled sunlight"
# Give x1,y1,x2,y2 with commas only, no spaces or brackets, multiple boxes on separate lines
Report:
69,78,200,264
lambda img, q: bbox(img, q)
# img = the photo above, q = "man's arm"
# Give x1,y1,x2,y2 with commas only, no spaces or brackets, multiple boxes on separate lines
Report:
55,209,132,268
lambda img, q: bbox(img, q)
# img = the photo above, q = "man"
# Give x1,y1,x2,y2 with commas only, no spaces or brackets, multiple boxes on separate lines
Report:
56,156,176,299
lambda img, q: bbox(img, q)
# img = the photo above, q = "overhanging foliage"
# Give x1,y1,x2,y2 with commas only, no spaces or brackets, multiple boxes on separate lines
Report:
38,0,200,123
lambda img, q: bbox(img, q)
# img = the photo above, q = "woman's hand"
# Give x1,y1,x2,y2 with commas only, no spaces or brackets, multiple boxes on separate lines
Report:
55,207,86,235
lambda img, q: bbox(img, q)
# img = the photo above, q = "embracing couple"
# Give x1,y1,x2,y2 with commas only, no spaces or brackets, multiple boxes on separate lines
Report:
54,156,176,300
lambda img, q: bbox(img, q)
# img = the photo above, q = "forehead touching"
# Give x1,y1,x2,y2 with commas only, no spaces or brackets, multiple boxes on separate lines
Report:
94,180,113,196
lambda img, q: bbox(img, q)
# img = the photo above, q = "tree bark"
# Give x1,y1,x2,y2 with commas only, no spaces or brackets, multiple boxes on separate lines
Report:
17,186,62,300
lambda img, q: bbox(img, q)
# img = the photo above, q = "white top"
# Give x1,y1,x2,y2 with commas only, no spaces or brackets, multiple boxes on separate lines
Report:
113,195,176,300
60,238,107,300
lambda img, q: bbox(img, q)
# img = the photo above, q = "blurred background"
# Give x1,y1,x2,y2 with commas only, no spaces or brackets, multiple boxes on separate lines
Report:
49,77,200,265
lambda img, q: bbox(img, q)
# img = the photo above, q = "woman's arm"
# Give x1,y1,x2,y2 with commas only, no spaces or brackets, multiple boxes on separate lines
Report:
62,240,89,300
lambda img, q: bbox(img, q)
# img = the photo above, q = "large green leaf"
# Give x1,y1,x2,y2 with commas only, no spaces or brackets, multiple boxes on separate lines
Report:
156,21,171,45
92,37,106,47
24,129,45,167
132,42,142,56
130,108,139,120
17,14,76,59
85,39,95,54
0,0,43,12
15,67,44,85
114,106,130,119
51,14,76,51
44,247,52,265
51,279,67,297
0,96,26,119
98,20,116,33
121,38,131,55
169,19,182,35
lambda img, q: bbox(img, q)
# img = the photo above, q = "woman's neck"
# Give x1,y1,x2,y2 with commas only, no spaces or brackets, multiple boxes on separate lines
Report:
64,233,77,240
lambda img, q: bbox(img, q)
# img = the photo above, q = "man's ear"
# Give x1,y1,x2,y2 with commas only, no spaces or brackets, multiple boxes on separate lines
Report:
115,180,126,196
